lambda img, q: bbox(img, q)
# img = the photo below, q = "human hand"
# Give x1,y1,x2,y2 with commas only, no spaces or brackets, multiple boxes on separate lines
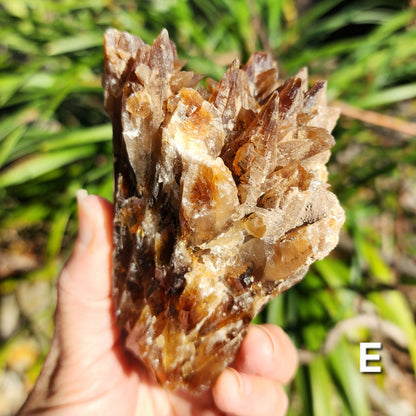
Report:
18,192,298,416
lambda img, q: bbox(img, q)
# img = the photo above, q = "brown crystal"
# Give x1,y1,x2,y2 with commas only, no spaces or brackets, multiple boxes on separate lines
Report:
103,28,345,392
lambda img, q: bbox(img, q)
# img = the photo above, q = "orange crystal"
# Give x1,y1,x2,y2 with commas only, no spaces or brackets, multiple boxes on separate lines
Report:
103,28,345,392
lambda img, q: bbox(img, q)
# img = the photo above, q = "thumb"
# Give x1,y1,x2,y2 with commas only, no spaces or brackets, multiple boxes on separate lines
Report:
59,190,114,302
56,191,117,350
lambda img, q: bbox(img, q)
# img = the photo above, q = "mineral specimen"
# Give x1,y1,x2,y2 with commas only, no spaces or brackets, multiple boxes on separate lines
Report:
103,28,345,392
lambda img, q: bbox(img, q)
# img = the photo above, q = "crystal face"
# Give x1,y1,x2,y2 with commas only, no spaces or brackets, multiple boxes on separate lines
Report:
103,28,345,392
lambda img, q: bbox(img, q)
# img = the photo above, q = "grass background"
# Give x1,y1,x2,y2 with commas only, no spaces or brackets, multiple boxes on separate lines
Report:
1,0,416,414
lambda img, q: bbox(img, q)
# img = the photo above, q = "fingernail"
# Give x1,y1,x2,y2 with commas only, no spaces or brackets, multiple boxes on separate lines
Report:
76,189,94,245
228,368,251,397
77,189,88,202
254,324,277,357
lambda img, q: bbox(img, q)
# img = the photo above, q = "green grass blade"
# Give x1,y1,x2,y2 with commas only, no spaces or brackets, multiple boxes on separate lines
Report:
266,295,284,326
359,83,416,108
309,356,336,415
41,124,112,151
0,146,96,188
369,291,416,374
46,33,103,55
0,126,27,166
328,340,371,416
0,107,40,144
290,366,313,416
314,257,350,287
46,209,72,259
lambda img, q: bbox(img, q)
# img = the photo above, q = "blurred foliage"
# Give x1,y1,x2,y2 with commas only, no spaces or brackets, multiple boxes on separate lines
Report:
1,0,416,415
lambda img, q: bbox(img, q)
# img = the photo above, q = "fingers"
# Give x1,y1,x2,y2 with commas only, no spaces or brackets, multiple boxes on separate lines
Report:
212,324,297,416
213,368,288,416
235,324,298,383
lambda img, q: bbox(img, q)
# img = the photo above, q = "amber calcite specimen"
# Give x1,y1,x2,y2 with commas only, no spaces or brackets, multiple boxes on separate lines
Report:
103,28,345,392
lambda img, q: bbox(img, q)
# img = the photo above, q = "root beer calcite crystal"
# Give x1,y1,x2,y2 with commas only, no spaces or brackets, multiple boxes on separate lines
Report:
103,28,345,392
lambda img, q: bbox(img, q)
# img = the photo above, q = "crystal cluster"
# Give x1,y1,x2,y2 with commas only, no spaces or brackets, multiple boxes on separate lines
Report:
103,28,345,392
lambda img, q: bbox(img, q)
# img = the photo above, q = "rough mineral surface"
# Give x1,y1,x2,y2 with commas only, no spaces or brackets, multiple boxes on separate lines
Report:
103,28,345,392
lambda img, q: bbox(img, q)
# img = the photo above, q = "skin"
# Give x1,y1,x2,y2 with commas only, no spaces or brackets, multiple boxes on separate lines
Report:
18,193,298,416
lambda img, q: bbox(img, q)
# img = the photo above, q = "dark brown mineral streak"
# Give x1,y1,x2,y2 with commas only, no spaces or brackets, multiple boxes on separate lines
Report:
103,28,345,392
